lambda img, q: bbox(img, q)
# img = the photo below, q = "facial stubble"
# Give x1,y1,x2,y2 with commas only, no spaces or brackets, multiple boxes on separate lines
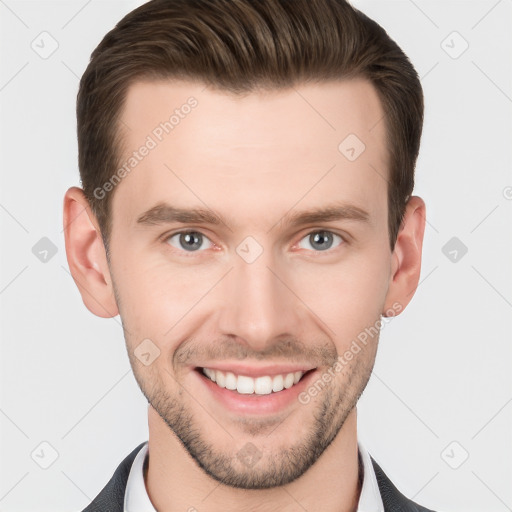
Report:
129,340,377,490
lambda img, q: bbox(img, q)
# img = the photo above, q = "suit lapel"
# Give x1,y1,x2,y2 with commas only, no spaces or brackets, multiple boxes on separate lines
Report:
371,456,435,512
82,442,146,512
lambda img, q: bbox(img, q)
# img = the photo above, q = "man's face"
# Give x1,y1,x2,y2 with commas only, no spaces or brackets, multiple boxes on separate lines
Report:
107,78,393,488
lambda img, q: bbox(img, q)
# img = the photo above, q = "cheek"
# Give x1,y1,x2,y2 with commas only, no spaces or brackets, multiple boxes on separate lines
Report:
289,249,390,346
111,235,391,353
110,252,217,342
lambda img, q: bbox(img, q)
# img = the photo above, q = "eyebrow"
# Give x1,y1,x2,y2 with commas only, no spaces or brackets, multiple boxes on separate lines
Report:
135,201,370,229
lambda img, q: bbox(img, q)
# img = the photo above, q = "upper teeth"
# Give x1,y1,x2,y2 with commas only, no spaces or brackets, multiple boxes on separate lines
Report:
202,368,305,395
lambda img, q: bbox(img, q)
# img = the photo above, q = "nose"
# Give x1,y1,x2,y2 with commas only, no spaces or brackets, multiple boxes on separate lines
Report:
216,241,304,352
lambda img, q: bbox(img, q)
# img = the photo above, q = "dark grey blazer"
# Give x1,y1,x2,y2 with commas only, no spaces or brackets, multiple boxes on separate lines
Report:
82,442,436,511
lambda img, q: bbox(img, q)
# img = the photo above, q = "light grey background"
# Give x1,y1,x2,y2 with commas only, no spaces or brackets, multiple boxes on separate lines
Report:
0,1,511,511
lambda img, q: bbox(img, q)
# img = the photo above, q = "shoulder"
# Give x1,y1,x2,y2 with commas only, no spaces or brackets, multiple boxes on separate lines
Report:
81,442,147,512
371,457,437,512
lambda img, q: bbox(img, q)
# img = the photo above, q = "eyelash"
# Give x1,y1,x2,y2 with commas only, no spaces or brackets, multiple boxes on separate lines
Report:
161,229,347,257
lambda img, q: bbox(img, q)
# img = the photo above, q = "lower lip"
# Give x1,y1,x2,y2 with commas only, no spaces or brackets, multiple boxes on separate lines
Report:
194,367,318,415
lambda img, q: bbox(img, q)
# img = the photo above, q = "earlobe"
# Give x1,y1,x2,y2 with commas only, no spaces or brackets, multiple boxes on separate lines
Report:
62,186,119,318
382,196,426,316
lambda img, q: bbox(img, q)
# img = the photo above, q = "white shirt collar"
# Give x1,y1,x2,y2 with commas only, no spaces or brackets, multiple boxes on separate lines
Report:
124,440,384,512
357,440,385,512
124,442,154,512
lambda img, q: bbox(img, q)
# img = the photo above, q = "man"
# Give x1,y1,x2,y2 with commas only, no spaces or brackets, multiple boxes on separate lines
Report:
63,0,433,510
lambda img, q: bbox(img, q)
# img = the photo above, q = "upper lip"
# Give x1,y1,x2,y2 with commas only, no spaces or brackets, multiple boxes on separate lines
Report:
194,363,317,378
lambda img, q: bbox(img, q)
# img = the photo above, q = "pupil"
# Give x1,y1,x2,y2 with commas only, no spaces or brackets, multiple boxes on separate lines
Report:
181,232,201,251
311,231,332,251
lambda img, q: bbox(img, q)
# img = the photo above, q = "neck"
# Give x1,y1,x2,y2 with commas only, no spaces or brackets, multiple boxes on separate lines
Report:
145,406,362,512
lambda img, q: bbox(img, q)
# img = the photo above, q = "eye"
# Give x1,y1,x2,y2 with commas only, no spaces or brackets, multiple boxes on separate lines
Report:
163,229,344,256
297,230,344,252
165,230,213,253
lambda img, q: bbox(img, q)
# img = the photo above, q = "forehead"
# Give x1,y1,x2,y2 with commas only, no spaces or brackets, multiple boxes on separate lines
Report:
112,78,388,231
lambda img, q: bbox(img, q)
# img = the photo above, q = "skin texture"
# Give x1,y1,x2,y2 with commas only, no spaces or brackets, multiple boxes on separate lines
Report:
63,78,426,512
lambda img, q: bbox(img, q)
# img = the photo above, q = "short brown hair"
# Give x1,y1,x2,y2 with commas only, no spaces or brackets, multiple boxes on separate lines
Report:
77,0,423,252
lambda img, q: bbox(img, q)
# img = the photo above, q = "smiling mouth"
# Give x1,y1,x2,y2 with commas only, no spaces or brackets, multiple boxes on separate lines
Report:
195,367,316,396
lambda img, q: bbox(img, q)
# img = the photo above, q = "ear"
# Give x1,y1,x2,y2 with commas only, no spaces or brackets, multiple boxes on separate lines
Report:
62,186,119,318
382,195,426,316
